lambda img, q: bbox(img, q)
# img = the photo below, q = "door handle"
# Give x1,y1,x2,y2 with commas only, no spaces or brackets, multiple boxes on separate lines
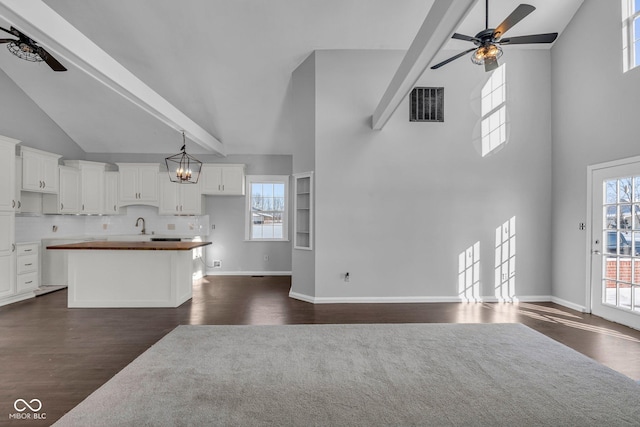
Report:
592,250,601,255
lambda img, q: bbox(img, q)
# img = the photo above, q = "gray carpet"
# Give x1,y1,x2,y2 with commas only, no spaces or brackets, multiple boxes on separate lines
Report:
54,323,640,426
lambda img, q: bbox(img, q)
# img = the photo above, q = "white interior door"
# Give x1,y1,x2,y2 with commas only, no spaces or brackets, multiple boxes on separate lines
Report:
590,159,640,330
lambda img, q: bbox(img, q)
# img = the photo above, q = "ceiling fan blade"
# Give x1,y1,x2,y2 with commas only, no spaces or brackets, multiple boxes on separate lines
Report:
452,33,478,43
35,46,67,72
0,26,17,37
0,38,15,44
430,48,476,70
498,33,558,45
493,4,536,38
484,57,499,72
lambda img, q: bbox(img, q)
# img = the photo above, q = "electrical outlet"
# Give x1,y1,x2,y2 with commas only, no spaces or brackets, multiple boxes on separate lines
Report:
102,224,108,230
263,255,269,262
213,260,222,268
212,224,216,230
167,224,175,230
344,272,350,282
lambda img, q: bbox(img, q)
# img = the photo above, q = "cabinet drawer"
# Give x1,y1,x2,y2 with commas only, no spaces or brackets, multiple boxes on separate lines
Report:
17,254,38,274
17,243,39,256
17,272,38,293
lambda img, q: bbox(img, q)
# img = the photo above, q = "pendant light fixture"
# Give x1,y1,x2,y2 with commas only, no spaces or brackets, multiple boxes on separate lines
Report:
165,131,202,184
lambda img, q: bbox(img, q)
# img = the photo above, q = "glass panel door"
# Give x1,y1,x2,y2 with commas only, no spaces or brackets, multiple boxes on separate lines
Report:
591,162,640,329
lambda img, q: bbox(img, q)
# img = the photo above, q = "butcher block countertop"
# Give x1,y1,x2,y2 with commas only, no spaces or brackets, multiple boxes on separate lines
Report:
46,241,211,251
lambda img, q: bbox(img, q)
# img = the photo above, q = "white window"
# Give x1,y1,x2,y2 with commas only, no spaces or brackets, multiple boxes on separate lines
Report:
481,63,507,157
245,175,289,241
622,0,640,72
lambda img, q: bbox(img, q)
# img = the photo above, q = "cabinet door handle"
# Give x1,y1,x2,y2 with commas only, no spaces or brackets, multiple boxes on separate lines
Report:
25,263,32,266
61,203,64,210
39,181,43,188
218,184,221,191
25,281,33,285
12,200,15,208
176,205,179,212
113,204,117,211
43,181,46,188
222,184,225,191
17,201,21,208
24,249,32,252
11,244,15,253
82,204,85,211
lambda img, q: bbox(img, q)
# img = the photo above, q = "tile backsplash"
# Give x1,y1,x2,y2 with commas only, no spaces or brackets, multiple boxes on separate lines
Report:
15,205,210,242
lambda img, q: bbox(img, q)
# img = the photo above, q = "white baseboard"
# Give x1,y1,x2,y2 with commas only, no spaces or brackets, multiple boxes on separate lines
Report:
550,296,588,313
289,293,464,304
289,293,556,305
288,291,316,303
206,270,292,276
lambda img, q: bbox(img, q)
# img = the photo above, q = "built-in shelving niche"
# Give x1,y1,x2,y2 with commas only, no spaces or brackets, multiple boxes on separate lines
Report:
293,172,313,250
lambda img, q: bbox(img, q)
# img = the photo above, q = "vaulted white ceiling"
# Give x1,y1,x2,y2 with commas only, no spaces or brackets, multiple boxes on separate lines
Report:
0,0,582,156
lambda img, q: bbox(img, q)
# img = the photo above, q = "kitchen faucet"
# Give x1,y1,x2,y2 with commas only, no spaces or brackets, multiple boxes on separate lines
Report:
135,217,146,235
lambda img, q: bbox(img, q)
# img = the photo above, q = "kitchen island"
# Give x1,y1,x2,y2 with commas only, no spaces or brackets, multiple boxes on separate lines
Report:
46,241,211,308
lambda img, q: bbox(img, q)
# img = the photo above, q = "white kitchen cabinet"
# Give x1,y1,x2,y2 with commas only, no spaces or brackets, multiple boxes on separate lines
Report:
0,136,18,211
43,166,80,214
16,155,44,214
0,212,16,302
200,164,245,195
16,242,38,295
64,160,106,214
21,146,61,193
159,175,203,215
0,137,18,306
104,171,126,215
14,157,21,213
116,163,159,206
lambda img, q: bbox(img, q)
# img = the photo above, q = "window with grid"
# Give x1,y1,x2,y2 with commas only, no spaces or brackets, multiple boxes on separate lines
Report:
602,176,640,312
245,175,289,241
481,63,507,157
622,0,640,71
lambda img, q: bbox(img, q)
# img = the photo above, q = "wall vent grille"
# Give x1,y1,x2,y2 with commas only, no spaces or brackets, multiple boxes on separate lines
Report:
410,87,444,122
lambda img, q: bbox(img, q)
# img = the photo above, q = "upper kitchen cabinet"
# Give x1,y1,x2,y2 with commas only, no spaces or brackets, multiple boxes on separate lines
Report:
43,166,80,214
158,175,203,215
104,171,125,215
0,136,19,212
21,146,61,194
116,163,159,206
201,164,245,195
64,160,106,214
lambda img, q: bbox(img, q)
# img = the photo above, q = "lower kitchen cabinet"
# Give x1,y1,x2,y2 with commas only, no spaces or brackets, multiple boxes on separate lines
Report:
16,242,39,295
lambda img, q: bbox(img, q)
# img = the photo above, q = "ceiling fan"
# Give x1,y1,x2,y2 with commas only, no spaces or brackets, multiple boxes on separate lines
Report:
431,1,558,72
0,26,66,71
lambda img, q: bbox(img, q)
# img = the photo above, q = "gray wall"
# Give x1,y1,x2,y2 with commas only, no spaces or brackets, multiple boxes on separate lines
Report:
87,152,293,273
0,68,85,159
297,49,552,300
551,0,640,308
291,52,316,297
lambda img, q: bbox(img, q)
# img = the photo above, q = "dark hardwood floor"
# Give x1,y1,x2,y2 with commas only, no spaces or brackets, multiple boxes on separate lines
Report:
1,275,640,426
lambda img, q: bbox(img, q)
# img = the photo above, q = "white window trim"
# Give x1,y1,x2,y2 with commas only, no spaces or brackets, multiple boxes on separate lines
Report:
622,0,640,72
244,175,290,242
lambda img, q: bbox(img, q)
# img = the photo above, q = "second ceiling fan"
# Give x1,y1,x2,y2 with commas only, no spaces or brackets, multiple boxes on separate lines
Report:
431,1,558,72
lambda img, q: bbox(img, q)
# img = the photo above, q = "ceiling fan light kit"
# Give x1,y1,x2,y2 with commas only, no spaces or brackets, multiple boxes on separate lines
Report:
6,40,42,62
431,1,558,72
0,25,67,71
